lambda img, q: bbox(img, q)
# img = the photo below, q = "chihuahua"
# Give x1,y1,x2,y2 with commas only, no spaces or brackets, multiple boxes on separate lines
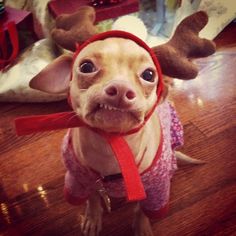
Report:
29,32,192,236
27,11,216,236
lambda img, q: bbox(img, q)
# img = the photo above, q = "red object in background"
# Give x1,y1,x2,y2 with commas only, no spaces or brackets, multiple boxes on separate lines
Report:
0,7,37,70
48,0,139,22
0,21,19,70
0,7,37,49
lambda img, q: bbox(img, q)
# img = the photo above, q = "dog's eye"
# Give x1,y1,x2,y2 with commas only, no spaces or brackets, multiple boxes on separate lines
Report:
141,69,155,82
79,60,96,73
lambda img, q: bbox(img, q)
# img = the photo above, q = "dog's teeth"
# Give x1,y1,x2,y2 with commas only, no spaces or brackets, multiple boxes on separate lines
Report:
99,103,126,112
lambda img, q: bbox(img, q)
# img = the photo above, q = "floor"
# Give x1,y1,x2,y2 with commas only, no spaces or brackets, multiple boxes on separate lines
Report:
0,21,236,236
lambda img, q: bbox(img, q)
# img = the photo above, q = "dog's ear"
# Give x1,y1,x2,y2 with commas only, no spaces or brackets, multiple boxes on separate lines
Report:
30,55,73,94
161,76,173,101
30,7,98,94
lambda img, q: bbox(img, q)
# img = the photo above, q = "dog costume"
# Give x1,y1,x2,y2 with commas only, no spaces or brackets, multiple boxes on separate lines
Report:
62,100,183,219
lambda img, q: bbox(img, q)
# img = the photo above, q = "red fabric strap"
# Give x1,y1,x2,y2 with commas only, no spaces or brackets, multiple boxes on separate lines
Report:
104,135,147,201
0,21,19,70
15,111,86,136
0,26,8,59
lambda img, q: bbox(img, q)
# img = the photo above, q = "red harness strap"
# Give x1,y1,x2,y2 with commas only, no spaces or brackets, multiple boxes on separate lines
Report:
104,135,146,201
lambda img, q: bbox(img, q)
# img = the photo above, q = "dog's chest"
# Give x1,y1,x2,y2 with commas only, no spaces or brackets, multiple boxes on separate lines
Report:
71,114,161,176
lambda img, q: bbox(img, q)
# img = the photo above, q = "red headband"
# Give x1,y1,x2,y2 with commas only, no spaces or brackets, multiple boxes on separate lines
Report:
15,30,164,201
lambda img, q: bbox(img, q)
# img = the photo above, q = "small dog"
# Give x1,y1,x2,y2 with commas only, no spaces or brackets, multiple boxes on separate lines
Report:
26,11,215,236
30,32,175,236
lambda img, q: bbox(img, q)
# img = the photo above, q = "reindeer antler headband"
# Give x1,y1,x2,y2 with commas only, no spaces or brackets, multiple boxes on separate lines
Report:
51,7,215,79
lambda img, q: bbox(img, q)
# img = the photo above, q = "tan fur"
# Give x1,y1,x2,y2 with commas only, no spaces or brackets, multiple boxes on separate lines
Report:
175,151,206,165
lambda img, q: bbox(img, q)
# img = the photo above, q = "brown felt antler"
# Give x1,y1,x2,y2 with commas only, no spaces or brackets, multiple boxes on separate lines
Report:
51,6,98,51
152,11,216,79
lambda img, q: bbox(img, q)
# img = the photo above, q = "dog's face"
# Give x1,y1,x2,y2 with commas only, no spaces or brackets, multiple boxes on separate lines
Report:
70,38,159,133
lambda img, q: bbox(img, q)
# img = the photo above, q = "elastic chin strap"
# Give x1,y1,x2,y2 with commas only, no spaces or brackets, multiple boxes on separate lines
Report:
15,30,164,202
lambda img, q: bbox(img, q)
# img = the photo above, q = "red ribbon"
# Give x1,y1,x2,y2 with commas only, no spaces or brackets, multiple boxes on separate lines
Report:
104,135,147,201
15,111,84,136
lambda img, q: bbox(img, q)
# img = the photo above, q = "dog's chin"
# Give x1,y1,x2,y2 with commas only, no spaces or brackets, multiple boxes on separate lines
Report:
84,105,143,133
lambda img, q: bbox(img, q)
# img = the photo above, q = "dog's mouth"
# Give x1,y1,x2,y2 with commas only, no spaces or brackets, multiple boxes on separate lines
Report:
94,102,141,121
84,102,143,132
98,103,130,113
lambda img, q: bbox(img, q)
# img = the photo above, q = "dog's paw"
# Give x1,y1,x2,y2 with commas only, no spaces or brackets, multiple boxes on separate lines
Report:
134,219,154,236
81,214,102,236
133,208,154,236
80,195,103,236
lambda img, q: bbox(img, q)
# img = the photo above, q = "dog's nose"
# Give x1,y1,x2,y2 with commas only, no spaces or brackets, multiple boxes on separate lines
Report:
104,81,136,105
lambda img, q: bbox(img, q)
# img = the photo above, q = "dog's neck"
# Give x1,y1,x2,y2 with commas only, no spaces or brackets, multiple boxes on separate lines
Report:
71,112,161,176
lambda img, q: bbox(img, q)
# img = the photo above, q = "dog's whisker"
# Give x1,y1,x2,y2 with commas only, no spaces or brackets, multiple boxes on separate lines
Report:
65,113,81,128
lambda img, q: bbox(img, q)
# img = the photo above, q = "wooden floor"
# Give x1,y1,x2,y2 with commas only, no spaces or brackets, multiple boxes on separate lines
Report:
0,22,236,236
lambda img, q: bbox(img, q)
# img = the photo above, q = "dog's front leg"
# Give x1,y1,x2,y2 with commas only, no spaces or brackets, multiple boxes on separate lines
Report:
133,204,154,236
81,192,103,236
